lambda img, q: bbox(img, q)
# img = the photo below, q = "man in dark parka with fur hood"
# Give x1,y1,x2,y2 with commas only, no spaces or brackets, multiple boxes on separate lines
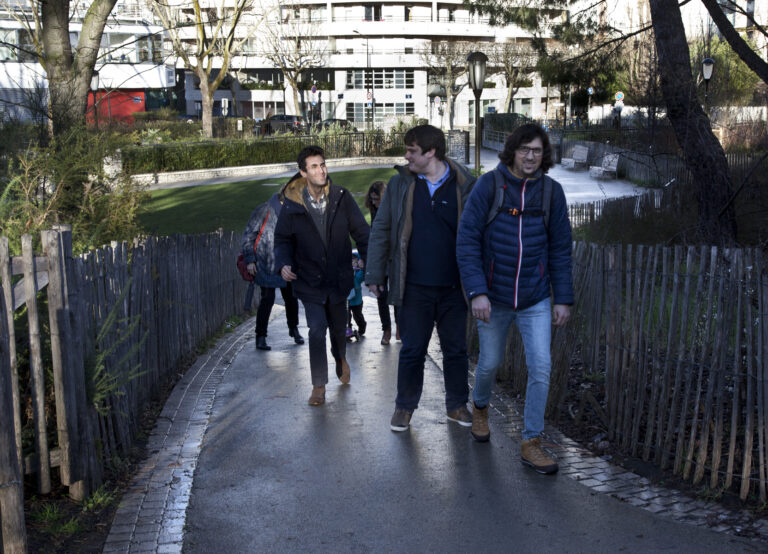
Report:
274,145,370,406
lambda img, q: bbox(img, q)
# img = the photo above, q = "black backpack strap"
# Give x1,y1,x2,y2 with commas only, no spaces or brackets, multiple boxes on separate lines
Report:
486,171,554,231
541,175,553,232
485,168,506,226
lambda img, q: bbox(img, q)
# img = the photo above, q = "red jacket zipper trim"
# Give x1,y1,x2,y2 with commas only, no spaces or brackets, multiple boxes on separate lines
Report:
514,179,527,309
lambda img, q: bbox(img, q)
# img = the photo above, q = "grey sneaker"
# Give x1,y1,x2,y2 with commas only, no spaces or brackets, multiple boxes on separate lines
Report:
390,408,412,432
446,405,472,427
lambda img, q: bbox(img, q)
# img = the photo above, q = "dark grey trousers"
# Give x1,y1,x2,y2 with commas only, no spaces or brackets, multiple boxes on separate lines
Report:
302,298,347,386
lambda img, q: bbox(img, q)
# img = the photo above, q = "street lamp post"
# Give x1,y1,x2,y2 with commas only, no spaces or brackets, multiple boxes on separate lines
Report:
90,70,99,130
466,51,488,172
702,57,714,115
354,30,372,130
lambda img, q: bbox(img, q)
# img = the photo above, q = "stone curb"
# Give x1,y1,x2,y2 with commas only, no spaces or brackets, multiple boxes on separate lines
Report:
102,321,252,553
131,156,403,187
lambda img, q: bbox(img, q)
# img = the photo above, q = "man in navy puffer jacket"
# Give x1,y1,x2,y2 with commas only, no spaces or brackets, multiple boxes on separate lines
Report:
456,123,573,474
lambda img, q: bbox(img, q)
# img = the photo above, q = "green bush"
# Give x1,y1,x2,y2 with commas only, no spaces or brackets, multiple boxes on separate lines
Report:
132,108,180,122
122,131,407,174
132,119,202,141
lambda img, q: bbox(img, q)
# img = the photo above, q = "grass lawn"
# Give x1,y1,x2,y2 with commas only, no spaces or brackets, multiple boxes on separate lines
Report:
139,167,398,236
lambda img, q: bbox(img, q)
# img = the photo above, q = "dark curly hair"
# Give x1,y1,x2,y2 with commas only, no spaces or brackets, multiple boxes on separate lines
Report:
498,123,554,174
297,145,326,171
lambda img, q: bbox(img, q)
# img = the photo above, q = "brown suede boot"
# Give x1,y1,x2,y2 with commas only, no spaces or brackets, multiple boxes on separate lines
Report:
520,437,558,474
471,403,490,442
308,385,325,406
336,358,350,384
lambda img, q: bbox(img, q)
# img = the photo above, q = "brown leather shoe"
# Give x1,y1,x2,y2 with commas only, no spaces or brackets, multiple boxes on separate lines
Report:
308,385,325,406
381,329,391,345
520,437,558,474
336,358,350,384
471,403,490,442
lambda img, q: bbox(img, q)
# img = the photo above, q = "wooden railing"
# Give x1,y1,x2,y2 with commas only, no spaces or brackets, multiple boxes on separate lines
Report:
0,228,242,552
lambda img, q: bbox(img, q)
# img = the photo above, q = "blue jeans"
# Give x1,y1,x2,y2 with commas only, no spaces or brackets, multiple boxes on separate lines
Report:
396,283,468,412
473,298,552,440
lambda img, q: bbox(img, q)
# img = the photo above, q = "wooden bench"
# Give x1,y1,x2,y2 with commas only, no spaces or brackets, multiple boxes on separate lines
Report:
562,145,589,169
589,153,620,179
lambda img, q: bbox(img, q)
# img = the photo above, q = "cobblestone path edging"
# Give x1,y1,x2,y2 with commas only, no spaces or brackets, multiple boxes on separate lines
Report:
102,322,252,553
426,337,768,543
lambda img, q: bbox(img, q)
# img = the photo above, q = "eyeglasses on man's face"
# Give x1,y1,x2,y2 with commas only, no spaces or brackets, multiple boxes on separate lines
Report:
516,146,543,157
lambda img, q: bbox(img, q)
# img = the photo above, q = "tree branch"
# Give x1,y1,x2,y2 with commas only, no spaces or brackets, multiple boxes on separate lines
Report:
700,0,768,84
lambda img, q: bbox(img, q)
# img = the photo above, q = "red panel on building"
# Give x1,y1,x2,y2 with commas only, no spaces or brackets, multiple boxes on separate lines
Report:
86,90,146,124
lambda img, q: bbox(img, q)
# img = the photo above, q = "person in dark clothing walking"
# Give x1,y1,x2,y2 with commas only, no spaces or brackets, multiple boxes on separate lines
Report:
365,125,476,432
457,123,574,474
365,181,398,345
274,146,370,406
241,193,304,351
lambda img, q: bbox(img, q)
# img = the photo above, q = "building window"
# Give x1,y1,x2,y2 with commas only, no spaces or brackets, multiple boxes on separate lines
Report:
468,99,497,124
347,102,413,125
346,69,414,89
364,5,382,21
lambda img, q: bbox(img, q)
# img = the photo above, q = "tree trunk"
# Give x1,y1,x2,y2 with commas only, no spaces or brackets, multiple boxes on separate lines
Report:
649,0,737,245
198,71,214,138
41,0,117,136
505,83,515,113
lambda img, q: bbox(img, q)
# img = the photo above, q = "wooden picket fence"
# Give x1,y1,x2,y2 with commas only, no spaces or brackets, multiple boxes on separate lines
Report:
0,228,242,553
497,241,768,501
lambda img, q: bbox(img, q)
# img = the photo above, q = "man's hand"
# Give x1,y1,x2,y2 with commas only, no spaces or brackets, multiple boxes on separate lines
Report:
367,284,384,297
247,262,257,276
280,265,297,282
552,304,571,327
471,295,491,323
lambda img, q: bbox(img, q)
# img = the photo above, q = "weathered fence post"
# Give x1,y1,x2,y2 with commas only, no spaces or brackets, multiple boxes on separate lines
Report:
42,227,90,500
0,279,27,553
22,234,51,494
0,237,23,472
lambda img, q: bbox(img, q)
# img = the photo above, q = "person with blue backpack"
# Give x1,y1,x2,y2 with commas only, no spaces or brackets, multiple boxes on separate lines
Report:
456,122,574,474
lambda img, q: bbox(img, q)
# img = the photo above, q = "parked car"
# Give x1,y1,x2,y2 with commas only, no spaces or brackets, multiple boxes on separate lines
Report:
316,118,358,132
262,114,308,134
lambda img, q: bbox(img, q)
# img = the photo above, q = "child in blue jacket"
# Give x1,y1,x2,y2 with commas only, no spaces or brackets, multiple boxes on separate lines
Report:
347,250,367,340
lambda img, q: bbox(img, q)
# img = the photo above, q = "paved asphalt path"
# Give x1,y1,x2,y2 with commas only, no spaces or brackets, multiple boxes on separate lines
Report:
182,302,755,553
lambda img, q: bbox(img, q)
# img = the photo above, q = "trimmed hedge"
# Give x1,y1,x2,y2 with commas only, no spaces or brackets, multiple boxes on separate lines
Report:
122,131,405,174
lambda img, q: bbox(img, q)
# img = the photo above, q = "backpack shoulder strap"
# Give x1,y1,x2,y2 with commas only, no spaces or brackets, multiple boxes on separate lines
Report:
541,175,553,232
485,168,506,226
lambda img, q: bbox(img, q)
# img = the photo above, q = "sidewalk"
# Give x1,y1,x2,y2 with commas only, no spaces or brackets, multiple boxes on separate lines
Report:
103,300,765,552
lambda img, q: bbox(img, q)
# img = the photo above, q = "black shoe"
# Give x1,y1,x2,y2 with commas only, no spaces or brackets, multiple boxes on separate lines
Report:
289,326,304,345
256,336,271,350
358,322,366,336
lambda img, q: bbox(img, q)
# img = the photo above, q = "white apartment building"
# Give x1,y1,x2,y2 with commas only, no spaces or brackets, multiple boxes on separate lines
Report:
180,0,563,130
2,1,762,130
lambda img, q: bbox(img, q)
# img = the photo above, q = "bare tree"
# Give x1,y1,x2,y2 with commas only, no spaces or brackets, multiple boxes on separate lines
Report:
261,1,327,117
422,40,475,130
150,0,264,138
489,41,536,113
1,0,118,136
